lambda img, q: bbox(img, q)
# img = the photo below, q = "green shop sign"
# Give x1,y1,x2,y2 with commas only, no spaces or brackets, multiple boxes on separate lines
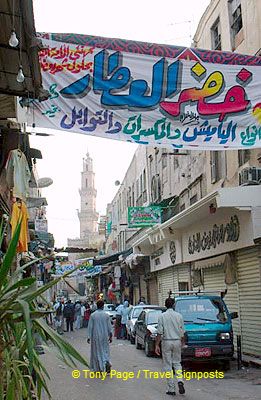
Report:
128,206,162,228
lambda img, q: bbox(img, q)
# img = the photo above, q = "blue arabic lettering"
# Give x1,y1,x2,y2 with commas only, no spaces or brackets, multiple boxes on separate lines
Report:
93,50,179,108
60,106,122,134
183,120,237,144
59,49,180,109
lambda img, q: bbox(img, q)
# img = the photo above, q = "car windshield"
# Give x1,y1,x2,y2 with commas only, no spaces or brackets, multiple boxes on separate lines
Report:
147,310,163,325
132,308,144,318
104,304,115,311
175,298,228,323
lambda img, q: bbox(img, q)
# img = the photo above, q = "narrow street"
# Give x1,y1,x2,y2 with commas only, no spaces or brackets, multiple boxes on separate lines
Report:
42,330,261,400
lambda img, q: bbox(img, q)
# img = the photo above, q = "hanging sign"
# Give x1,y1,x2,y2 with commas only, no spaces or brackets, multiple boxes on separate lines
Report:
30,33,261,149
74,258,102,276
128,206,162,227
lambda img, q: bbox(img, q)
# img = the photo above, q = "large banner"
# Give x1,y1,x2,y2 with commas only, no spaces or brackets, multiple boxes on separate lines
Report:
30,33,261,149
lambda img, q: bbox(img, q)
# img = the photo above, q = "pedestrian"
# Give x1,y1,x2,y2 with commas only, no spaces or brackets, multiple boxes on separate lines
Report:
138,296,146,305
90,300,97,313
63,300,75,332
83,303,91,328
87,299,112,372
54,299,64,335
74,301,82,330
114,302,123,338
81,302,86,328
155,297,185,396
119,300,129,340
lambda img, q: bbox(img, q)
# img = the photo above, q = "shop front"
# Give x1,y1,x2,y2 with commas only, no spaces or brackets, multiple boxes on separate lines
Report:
133,186,261,358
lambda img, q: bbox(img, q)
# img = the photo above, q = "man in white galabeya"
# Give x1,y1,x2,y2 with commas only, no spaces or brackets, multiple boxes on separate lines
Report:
155,297,185,396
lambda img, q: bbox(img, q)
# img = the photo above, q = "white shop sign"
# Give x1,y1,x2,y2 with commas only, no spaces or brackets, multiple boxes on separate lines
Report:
182,210,254,263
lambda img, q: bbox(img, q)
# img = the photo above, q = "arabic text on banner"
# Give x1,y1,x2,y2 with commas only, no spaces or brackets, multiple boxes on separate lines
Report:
28,36,261,150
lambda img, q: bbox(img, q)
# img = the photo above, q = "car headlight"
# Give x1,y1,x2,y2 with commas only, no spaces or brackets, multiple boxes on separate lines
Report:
220,332,230,340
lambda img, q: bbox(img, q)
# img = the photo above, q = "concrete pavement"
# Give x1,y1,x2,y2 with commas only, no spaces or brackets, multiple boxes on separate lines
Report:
42,329,261,400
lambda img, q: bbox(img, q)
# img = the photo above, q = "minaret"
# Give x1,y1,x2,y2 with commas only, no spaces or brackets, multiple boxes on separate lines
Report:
78,152,99,238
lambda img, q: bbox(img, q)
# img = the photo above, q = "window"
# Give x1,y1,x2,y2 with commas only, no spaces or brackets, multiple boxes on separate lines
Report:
229,0,243,49
143,169,146,191
211,18,221,50
85,179,88,187
190,194,198,205
210,151,221,183
238,150,250,166
231,3,242,36
178,282,189,292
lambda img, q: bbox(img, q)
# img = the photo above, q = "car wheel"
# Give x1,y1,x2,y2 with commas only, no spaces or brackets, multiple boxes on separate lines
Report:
144,339,152,357
135,335,142,349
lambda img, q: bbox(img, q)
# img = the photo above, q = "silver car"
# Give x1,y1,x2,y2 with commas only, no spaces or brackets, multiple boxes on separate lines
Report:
103,303,116,323
127,305,162,344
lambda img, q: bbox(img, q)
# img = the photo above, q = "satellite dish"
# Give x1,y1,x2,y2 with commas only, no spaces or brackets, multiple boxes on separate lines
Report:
115,180,121,186
37,177,53,188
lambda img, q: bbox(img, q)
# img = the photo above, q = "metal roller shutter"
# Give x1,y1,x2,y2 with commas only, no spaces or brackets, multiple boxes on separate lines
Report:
148,277,158,305
203,265,225,291
177,264,190,290
158,267,174,306
237,246,261,357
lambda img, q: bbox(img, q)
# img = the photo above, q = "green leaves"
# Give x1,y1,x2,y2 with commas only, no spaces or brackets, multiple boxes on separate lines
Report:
0,217,88,399
0,220,21,285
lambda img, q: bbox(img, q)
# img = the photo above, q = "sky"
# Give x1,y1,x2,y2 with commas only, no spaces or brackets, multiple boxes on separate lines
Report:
30,0,210,247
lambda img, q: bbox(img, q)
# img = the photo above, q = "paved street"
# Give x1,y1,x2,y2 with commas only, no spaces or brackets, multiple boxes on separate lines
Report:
42,329,261,400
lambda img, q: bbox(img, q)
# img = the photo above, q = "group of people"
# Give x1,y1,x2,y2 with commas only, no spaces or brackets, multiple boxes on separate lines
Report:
53,298,97,334
86,297,185,396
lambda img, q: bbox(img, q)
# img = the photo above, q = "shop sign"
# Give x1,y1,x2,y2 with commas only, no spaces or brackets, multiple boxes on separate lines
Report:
128,206,161,228
188,215,240,255
74,258,101,276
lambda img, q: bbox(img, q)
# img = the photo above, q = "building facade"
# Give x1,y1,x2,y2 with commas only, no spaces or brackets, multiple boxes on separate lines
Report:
99,0,261,359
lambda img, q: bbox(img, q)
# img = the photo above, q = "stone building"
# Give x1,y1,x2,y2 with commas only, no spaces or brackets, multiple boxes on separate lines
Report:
101,0,261,359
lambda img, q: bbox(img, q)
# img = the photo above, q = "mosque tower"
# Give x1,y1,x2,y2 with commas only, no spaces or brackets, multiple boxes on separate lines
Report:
78,151,99,238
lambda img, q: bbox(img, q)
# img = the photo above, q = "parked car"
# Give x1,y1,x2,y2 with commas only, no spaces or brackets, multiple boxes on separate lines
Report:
174,292,238,370
134,307,166,356
127,305,164,344
103,303,116,323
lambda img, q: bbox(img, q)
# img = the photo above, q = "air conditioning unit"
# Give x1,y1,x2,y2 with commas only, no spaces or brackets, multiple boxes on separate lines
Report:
239,167,261,186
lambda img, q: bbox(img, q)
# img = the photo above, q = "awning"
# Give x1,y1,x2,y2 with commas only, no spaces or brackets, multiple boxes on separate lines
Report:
125,253,150,269
93,248,133,266
194,254,228,270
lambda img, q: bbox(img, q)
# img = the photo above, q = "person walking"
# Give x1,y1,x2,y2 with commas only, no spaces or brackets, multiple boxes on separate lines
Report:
74,301,82,330
114,302,123,339
119,300,129,340
63,300,75,332
155,297,185,396
83,303,91,328
87,299,112,372
90,300,97,313
54,299,64,335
